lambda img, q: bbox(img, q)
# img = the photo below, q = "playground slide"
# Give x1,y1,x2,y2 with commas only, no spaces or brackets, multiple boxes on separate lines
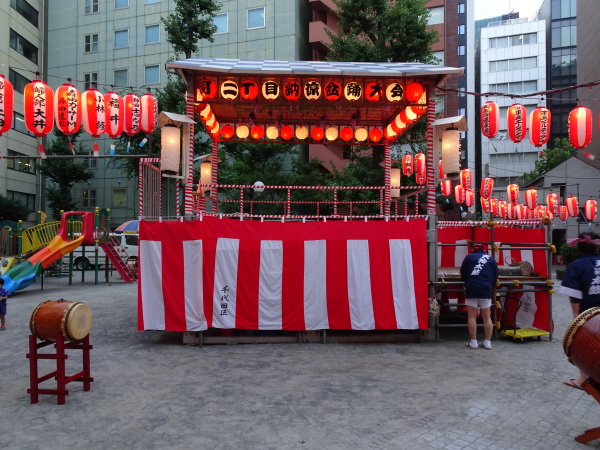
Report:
2,211,95,294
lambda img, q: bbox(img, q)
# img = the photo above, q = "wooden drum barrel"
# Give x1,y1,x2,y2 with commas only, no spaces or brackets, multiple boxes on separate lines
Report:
563,307,600,383
29,300,93,342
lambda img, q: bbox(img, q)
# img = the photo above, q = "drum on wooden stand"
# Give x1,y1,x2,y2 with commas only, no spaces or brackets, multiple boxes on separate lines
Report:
29,299,93,342
563,307,600,383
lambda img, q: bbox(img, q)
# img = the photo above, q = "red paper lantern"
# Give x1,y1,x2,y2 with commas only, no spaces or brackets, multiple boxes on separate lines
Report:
558,205,568,222
454,184,466,204
311,126,324,141
251,125,264,140
402,154,413,176
584,199,597,221
280,125,293,140
507,104,527,143
490,198,499,216
568,106,592,149
414,153,426,175
369,127,383,143
464,189,475,207
566,196,579,217
54,83,81,136
340,127,354,141
415,172,426,185
507,203,516,220
240,80,259,100
441,179,452,197
460,168,473,190
104,91,124,138
525,189,537,210
323,80,342,101
384,125,397,141
498,200,507,218
546,192,559,214
82,88,106,156
0,74,14,136
123,93,141,136
221,124,234,139
405,82,424,103
140,93,158,134
196,79,217,100
438,159,444,179
515,204,526,220
481,177,494,199
24,80,55,137
529,106,551,147
480,197,491,213
480,101,500,138
365,82,383,102
535,205,546,219
283,80,301,101
507,183,520,205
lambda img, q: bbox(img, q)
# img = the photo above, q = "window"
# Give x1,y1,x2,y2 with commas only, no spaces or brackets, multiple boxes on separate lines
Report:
112,188,127,208
509,32,537,46
115,0,128,8
115,30,129,48
7,150,36,174
458,87,466,97
432,51,444,65
9,29,38,64
427,6,444,25
145,25,159,44
82,189,97,208
489,36,508,48
458,25,465,35
87,156,97,169
84,73,98,89
458,3,465,14
247,7,265,29
145,0,159,3
214,13,228,34
11,0,39,27
85,34,98,52
9,68,30,94
85,0,98,14
491,81,537,93
12,112,32,136
145,65,160,84
8,190,35,212
458,46,465,55
522,56,537,69
114,69,128,87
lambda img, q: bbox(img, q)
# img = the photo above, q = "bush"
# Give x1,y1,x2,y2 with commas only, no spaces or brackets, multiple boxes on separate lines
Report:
560,242,579,265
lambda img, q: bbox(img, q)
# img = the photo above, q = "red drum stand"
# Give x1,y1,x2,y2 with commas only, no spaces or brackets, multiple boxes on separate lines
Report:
26,334,94,405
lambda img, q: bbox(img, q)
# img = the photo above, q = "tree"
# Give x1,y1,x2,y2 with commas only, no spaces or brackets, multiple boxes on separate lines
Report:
161,0,221,59
36,132,95,219
521,138,577,184
0,194,31,222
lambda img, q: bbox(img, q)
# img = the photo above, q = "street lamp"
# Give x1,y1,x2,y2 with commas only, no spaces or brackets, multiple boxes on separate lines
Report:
253,181,265,216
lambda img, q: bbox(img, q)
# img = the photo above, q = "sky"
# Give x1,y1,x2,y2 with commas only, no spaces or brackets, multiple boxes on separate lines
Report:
475,0,545,21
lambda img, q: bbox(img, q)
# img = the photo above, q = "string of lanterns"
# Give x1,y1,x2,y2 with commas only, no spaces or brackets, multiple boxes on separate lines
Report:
0,74,158,158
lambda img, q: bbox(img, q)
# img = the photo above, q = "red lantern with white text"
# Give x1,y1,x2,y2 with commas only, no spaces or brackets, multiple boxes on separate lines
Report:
566,196,579,217
507,183,520,205
24,80,54,158
82,88,106,156
559,205,568,221
402,154,413,176
481,177,494,199
525,189,537,209
140,93,158,134
123,93,141,136
481,197,491,213
441,179,452,197
529,106,551,147
568,106,592,149
480,101,500,138
414,153,426,176
490,198,499,216
507,104,526,143
415,172,426,185
584,199,597,221
460,168,473,190
0,75,14,137
546,192,559,215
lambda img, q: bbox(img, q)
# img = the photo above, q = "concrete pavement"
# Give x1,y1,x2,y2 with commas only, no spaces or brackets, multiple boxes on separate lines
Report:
0,269,598,449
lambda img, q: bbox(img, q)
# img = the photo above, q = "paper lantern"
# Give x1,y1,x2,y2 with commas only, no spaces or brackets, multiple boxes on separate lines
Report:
354,127,368,142
566,196,579,217
415,172,426,185
262,81,280,100
535,205,546,219
405,82,424,103
344,81,362,101
490,198,499,216
454,185,466,204
529,106,551,147
414,153,426,175
584,199,597,221
340,127,353,141
568,106,592,149
282,80,301,101
365,82,383,102
196,103,211,119
311,126,324,141
280,125,293,140
304,81,321,100
481,197,491,213
295,125,308,140
498,200,507,218
220,80,239,100
323,81,342,101
515,204,526,220
104,91,124,138
123,93,141,136
507,203,517,220
525,189,537,210
140,93,158,134
266,126,279,140
384,124,397,140
200,161,211,193
325,126,338,141
402,154,413,176
24,80,55,158
464,189,475,207
507,104,526,143
369,127,383,143
221,124,235,139
236,124,249,139
480,101,500,138
196,79,217,100
441,179,452,197
385,82,404,102
481,177,494,199
0,74,14,136
507,184,520,205
81,88,106,156
161,125,180,173
392,116,407,134
54,83,81,136
390,168,401,198
460,169,473,190
546,192,559,214
240,80,259,100
438,159,444,179
404,106,418,121
558,205,568,222
441,127,460,174
251,125,265,140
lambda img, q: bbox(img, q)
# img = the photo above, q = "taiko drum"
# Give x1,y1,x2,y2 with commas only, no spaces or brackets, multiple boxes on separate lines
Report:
563,307,600,383
29,300,93,342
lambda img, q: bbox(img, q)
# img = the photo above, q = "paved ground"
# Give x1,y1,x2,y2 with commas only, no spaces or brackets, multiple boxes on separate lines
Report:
1,268,599,450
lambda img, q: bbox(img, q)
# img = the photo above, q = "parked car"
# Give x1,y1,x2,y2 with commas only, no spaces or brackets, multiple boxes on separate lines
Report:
69,233,139,270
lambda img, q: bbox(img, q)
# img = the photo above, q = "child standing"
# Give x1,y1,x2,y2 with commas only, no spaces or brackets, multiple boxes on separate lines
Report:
0,277,9,330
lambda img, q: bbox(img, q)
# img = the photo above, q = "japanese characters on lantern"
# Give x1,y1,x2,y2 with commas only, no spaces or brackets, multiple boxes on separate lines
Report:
104,91,124,138
0,75,14,136
54,83,81,137
481,177,494,199
507,184,520,205
123,93,141,136
460,169,473,190
529,106,551,147
402,154,413,176
507,104,526,143
546,192,559,215
480,101,500,138
24,80,54,158
81,88,106,156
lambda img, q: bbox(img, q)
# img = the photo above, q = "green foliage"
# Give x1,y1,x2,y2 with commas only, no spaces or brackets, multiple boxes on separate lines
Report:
35,132,95,219
522,138,577,184
161,0,221,59
0,194,31,222
327,0,439,64
560,241,580,265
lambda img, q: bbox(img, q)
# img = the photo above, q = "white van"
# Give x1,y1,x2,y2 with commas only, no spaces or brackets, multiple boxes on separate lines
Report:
70,233,139,270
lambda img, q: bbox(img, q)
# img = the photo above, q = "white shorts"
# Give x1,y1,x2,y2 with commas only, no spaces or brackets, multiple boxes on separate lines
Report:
465,298,492,310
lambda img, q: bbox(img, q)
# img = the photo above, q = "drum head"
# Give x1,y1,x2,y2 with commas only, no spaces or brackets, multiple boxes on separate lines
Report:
563,307,600,359
63,302,93,341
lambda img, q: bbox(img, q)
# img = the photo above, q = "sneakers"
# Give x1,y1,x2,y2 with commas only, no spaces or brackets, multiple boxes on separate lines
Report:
481,340,492,350
466,341,478,349
0,326,5,331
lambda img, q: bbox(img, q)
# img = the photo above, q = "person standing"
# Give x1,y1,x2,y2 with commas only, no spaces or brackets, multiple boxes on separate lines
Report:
460,243,498,349
0,277,9,330
559,231,600,390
